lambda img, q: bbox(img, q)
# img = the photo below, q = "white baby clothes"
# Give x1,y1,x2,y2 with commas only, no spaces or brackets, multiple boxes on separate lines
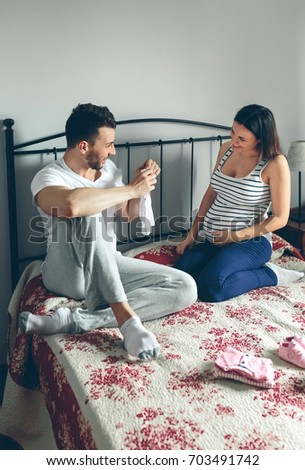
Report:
139,193,155,235
214,346,274,388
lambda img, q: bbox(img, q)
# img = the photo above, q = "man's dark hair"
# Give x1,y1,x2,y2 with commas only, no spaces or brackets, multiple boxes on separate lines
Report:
65,103,116,148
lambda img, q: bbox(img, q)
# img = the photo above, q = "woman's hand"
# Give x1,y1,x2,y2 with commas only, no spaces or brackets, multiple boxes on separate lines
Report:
211,229,249,246
210,229,231,246
176,236,195,255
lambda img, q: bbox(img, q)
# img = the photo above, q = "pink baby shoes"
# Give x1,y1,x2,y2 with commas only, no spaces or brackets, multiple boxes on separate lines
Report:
278,334,305,368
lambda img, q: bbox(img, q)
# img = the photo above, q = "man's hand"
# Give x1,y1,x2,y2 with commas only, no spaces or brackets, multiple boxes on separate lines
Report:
129,159,161,198
118,160,160,219
129,167,158,198
137,159,161,177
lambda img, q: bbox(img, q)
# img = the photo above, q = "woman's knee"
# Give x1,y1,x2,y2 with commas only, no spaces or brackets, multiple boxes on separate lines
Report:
173,252,194,274
197,278,226,303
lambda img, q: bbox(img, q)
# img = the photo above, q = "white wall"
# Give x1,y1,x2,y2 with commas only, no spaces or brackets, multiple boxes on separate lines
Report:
0,0,304,363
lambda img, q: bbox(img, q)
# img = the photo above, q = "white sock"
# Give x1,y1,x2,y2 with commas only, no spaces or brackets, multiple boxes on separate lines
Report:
120,316,160,360
265,262,304,286
19,307,73,335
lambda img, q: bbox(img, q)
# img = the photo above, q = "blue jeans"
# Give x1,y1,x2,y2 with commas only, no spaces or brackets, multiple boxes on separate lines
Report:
174,236,277,302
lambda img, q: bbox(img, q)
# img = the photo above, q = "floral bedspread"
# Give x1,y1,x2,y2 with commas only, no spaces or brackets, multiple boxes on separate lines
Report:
7,234,305,450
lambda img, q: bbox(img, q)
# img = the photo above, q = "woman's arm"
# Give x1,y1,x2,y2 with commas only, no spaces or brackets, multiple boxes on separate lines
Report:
176,141,231,254
187,185,217,241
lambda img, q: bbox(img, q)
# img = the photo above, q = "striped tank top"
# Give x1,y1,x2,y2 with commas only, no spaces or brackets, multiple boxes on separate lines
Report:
201,146,271,243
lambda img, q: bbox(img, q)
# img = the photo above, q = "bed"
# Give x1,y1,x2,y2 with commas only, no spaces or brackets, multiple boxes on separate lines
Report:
1,117,305,450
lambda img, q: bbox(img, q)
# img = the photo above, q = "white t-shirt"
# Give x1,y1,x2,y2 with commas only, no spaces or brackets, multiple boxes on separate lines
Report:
31,157,124,252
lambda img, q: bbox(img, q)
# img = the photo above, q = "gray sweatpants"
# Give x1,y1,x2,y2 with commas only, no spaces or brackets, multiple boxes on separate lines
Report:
42,214,198,332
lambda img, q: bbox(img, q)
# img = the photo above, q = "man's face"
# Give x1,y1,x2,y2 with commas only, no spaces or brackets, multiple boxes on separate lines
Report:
85,127,116,170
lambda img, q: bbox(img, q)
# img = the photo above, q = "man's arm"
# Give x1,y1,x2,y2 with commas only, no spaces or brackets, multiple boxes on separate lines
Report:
35,167,157,218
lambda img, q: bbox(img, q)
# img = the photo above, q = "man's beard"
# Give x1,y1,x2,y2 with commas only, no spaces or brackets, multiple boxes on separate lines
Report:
86,150,103,170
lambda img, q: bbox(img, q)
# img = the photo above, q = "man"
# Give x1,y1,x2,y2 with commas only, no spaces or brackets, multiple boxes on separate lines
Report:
20,103,197,360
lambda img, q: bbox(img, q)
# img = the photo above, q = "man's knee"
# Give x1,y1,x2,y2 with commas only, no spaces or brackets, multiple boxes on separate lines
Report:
175,271,198,306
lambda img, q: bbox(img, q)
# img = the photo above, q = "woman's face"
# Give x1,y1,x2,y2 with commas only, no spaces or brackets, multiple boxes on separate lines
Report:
230,121,260,154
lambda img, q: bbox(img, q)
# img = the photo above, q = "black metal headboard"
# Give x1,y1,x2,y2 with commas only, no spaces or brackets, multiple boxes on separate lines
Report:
4,117,231,291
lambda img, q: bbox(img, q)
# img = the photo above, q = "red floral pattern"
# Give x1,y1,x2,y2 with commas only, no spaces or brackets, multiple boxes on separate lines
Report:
8,234,305,449
224,430,284,450
85,360,155,403
124,410,205,450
